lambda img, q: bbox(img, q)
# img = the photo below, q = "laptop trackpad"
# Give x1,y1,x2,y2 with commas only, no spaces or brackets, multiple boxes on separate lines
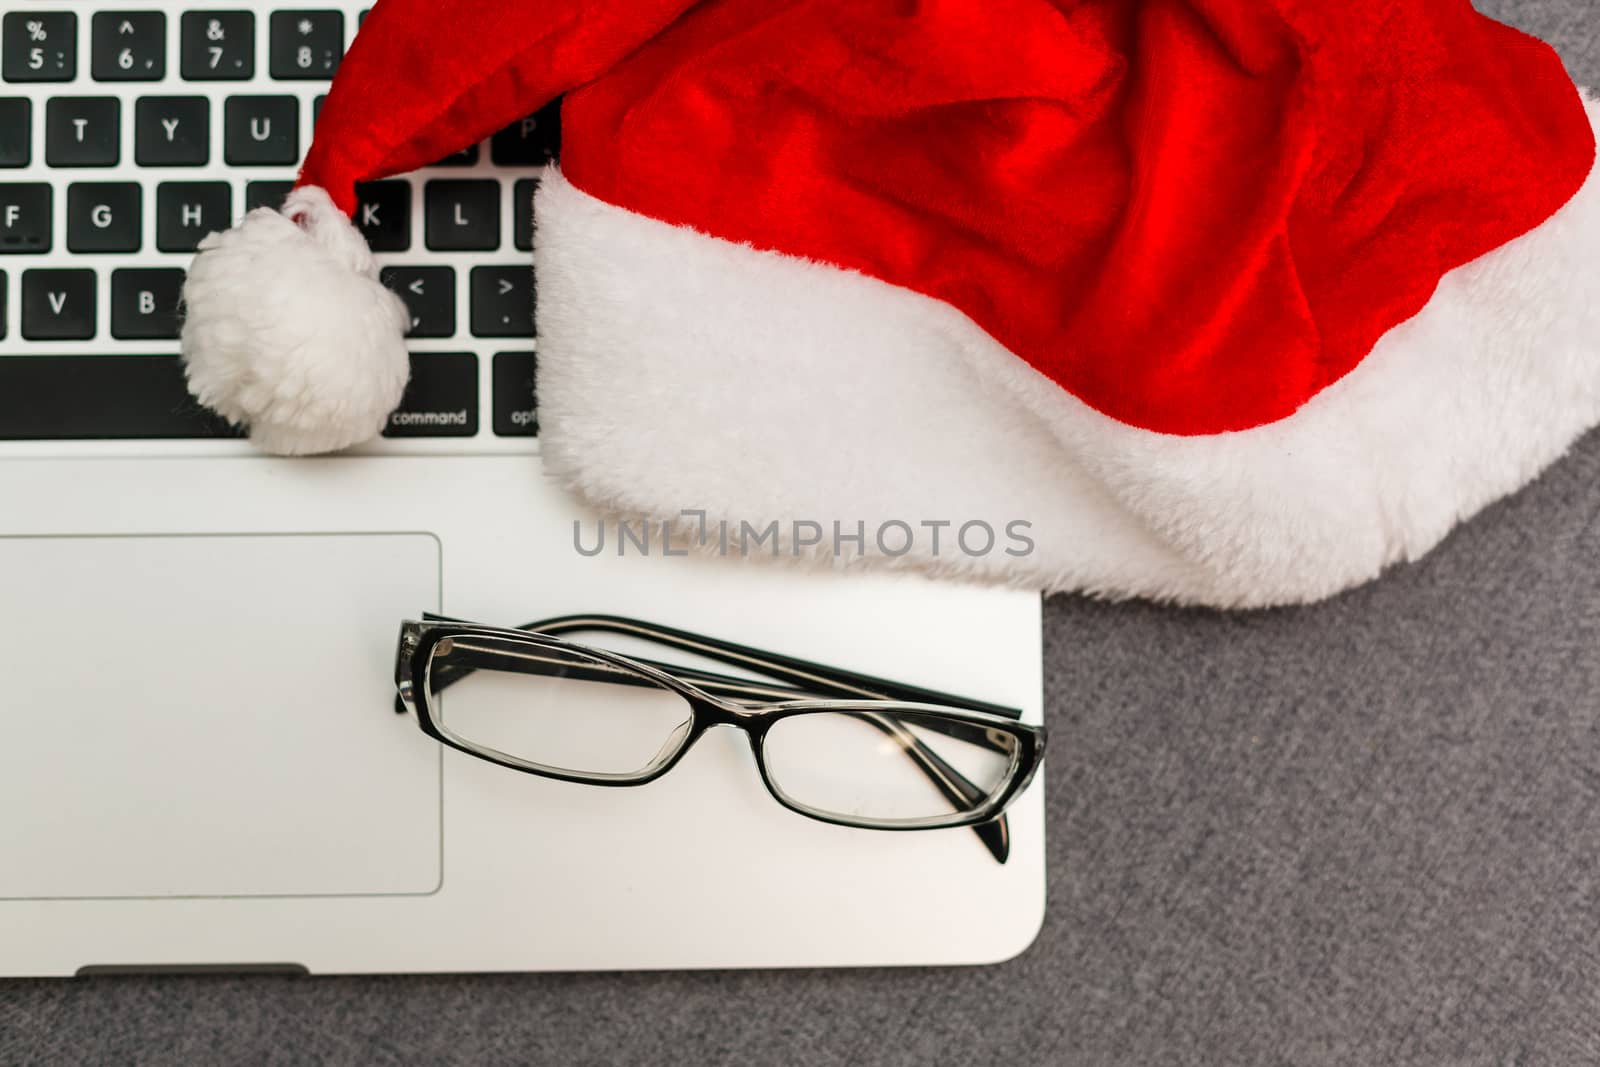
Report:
0,533,442,899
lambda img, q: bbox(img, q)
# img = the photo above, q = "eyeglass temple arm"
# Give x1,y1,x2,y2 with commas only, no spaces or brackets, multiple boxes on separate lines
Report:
415,613,1018,862
490,614,1022,714
419,612,1024,752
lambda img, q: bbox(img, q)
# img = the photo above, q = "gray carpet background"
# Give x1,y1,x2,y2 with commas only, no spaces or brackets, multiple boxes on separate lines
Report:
3,3,1599,1062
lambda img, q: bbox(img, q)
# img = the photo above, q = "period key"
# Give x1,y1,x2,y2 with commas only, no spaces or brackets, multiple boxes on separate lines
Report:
471,266,535,337
384,353,479,438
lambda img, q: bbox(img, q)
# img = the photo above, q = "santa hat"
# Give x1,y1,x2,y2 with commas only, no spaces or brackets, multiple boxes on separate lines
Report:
180,0,1600,608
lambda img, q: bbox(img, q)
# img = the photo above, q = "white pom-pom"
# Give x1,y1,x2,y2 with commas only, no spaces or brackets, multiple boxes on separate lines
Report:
180,185,411,455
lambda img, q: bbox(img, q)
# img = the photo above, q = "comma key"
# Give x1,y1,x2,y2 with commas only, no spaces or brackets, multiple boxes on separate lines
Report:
380,266,455,338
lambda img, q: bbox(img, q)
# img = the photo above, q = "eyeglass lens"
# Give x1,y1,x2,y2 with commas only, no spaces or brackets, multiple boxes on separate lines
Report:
427,635,693,778
763,710,1018,823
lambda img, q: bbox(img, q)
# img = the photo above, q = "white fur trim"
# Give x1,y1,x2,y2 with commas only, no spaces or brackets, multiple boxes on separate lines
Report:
181,185,411,456
535,94,1600,608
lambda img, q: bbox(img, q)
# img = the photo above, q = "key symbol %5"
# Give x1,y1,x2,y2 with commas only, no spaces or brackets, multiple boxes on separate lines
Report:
25,20,47,41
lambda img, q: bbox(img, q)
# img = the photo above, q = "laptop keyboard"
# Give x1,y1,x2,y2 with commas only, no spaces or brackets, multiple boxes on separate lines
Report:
0,4,553,447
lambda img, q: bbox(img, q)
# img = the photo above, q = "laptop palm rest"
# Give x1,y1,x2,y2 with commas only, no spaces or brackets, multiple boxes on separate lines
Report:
0,532,442,900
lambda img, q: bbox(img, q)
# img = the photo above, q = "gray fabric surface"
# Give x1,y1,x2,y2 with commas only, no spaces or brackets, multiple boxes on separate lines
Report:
4,3,1599,1062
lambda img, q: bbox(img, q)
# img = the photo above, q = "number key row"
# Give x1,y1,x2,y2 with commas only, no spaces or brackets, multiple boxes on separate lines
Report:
2,11,352,84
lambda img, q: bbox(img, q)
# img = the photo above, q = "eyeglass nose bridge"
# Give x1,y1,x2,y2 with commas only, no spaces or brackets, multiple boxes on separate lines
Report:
680,691,770,731
639,695,771,786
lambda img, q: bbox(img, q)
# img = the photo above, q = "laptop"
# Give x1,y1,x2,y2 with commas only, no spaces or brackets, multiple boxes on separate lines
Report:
0,0,1045,976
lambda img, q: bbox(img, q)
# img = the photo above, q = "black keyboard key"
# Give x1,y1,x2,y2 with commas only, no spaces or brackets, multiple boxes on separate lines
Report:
384,353,478,438
0,99,29,167
156,182,230,252
492,352,538,437
312,93,326,125
471,266,535,338
0,270,6,337
3,12,77,83
245,180,294,211
67,182,141,253
22,268,95,340
181,11,253,80
270,11,343,80
135,96,209,165
224,95,299,165
380,266,454,338
111,267,184,339
91,11,166,82
356,180,409,251
0,355,241,440
425,180,499,251
491,102,561,166
431,144,478,167
45,98,121,167
0,184,51,253
513,178,537,252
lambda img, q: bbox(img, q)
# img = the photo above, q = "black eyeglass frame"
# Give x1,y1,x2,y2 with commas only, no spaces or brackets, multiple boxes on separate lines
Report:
393,614,1046,862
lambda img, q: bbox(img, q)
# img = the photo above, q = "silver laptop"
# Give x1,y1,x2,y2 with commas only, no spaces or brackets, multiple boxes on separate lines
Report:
0,0,1045,976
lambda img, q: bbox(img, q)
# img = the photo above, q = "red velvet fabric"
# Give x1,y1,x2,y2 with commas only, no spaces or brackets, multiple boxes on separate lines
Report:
305,0,700,213
312,0,1595,435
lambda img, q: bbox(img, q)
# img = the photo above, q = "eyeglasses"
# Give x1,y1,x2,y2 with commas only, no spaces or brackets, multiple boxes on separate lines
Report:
392,613,1046,863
